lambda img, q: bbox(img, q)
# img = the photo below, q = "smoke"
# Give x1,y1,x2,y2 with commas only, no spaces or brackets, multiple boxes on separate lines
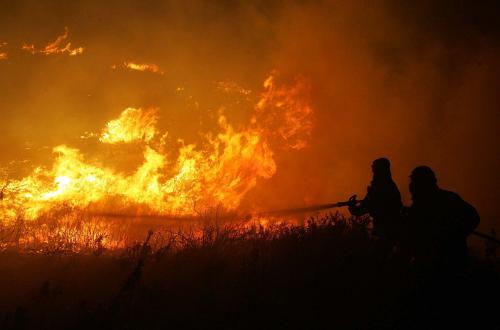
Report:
0,1,498,229
246,1,500,231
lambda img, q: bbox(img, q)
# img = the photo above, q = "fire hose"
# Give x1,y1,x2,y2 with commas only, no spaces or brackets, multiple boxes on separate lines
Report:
256,200,500,245
93,199,500,245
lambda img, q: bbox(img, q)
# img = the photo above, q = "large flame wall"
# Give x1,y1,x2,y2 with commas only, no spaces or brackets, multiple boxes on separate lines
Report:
0,74,313,220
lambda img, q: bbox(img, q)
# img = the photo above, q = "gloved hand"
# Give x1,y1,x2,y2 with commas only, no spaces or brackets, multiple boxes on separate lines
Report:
347,195,359,215
347,194,358,207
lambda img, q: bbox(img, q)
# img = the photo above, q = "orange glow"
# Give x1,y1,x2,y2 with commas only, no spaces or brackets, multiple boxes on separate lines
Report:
216,80,252,96
99,107,159,144
254,74,314,150
0,74,312,222
0,42,6,60
21,27,83,56
0,1,498,245
112,62,164,74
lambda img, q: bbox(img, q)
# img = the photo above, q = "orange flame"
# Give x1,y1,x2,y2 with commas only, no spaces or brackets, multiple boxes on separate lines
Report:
0,42,7,60
215,80,252,96
112,62,164,75
0,73,312,222
22,27,83,56
99,107,159,144
254,74,314,149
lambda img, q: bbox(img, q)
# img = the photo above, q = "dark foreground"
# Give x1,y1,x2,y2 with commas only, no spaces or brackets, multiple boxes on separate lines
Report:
0,215,499,330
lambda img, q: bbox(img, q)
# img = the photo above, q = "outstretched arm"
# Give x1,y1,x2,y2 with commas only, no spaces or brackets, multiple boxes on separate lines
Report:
348,193,369,216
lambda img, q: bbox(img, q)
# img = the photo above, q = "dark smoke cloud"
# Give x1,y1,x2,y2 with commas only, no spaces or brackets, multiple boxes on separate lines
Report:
0,1,498,231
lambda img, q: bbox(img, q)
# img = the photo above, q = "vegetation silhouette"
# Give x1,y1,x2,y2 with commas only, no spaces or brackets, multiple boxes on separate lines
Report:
0,211,498,330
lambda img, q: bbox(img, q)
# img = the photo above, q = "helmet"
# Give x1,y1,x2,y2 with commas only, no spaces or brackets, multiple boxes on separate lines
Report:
410,166,437,185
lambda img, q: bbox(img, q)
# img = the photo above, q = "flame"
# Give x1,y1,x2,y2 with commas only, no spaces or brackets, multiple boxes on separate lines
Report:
254,74,314,150
21,27,83,56
0,42,7,60
99,107,159,144
112,62,164,75
0,73,312,221
215,80,252,96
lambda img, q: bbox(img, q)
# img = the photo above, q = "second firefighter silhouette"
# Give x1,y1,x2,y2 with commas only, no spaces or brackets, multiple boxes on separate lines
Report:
405,166,480,271
348,158,402,241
